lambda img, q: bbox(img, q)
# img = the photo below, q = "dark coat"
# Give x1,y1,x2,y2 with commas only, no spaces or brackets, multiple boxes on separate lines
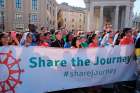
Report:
51,39,64,48
135,37,140,48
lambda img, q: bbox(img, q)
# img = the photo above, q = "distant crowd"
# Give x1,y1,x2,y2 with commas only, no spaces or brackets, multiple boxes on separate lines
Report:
0,24,140,93
0,24,139,47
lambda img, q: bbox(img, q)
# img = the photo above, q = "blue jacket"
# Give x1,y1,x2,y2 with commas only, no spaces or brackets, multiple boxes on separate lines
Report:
64,42,71,48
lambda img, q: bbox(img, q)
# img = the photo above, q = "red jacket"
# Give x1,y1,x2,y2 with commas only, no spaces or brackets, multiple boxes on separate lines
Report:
88,43,98,48
120,36,134,45
39,42,49,47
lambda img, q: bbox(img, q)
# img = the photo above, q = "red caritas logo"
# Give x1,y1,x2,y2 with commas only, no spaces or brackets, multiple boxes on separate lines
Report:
0,51,24,93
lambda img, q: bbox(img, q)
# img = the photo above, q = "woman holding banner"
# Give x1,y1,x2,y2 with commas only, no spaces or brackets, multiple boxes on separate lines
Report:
88,34,99,48
0,32,9,46
100,31,114,47
20,32,36,47
119,28,134,45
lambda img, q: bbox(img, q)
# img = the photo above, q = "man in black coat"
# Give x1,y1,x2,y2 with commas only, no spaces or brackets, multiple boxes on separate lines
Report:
51,31,64,48
136,36,140,49
135,31,140,92
136,31,140,62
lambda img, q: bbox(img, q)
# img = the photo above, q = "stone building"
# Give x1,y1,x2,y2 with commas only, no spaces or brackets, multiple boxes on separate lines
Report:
84,0,136,32
0,0,58,32
59,3,86,31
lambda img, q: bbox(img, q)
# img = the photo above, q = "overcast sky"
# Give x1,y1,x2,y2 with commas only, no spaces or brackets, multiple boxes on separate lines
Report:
56,0,140,14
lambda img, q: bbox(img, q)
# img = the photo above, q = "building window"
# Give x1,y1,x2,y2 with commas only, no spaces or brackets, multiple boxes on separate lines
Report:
47,4,49,10
47,17,49,23
15,14,22,20
47,17,49,21
50,7,52,13
72,25,74,28
31,15,38,22
53,9,55,16
16,0,22,10
0,12,4,31
50,20,52,25
48,19,50,24
0,12,4,21
84,16,85,24
0,0,4,8
32,0,38,11
72,19,74,22
0,12,2,19
14,24,24,31
46,17,48,25
50,0,52,5
53,21,55,25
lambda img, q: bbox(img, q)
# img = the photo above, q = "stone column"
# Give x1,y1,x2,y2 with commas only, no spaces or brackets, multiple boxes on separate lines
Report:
125,6,130,27
114,6,119,31
99,6,104,32
86,5,90,32
129,7,133,27
90,5,95,31
55,6,58,30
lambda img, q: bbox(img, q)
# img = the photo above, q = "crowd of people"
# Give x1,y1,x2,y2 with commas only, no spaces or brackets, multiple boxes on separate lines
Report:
0,24,140,93
0,24,139,48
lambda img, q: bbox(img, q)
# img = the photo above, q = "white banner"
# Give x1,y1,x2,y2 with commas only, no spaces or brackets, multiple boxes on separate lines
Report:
0,45,137,93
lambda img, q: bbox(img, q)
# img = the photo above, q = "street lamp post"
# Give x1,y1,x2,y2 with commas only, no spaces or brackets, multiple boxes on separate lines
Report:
29,13,31,24
1,11,4,32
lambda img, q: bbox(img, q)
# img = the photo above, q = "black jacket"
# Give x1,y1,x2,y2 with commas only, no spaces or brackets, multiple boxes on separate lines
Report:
135,37,140,48
51,39,64,48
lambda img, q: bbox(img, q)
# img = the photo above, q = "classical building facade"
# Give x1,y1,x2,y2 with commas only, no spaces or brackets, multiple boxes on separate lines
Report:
84,0,136,32
0,0,58,32
59,3,86,31
133,14,140,30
